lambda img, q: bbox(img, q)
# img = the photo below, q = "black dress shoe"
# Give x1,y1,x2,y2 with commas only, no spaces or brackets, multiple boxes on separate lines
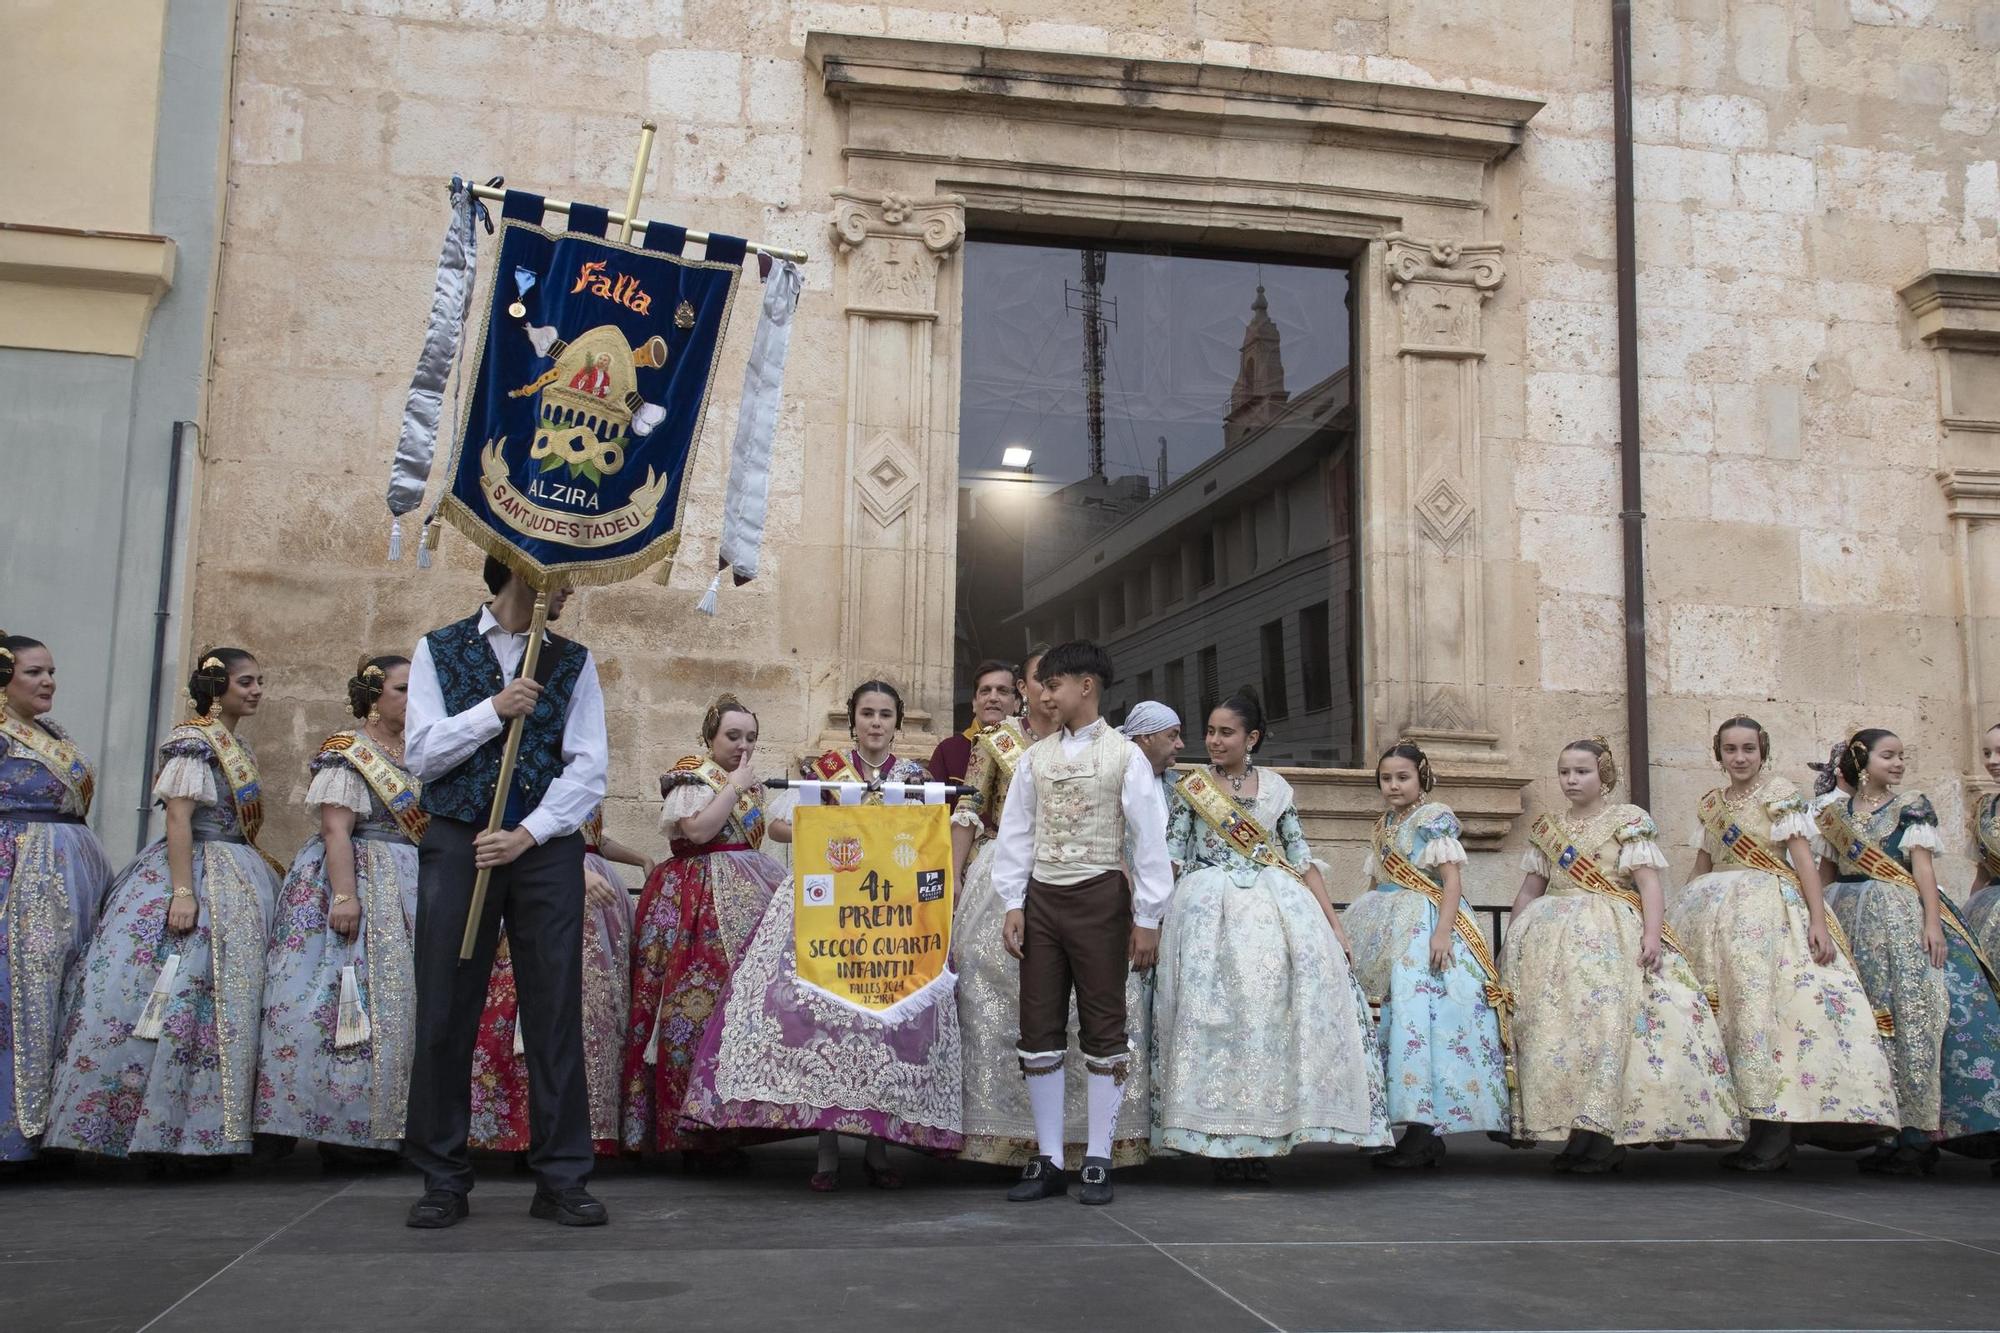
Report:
530,1186,609,1226
1077,1156,1113,1206
406,1189,469,1229
1006,1155,1067,1201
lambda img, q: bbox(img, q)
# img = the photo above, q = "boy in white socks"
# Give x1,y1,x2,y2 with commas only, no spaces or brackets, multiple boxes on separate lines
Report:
994,641,1173,1205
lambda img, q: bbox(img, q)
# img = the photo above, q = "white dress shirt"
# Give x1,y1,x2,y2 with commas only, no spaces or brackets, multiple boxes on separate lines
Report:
405,605,608,845
991,718,1175,929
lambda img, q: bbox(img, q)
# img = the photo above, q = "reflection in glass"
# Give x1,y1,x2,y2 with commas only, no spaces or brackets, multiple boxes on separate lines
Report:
955,238,1358,767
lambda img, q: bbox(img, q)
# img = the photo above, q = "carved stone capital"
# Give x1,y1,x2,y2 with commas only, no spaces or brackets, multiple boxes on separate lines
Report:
830,189,966,317
1384,233,1506,300
1939,467,2000,521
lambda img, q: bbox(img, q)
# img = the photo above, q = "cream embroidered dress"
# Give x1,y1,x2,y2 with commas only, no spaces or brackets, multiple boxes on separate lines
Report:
1505,804,1740,1145
1344,802,1508,1134
1152,769,1391,1156
951,725,1150,1167
1668,779,1896,1129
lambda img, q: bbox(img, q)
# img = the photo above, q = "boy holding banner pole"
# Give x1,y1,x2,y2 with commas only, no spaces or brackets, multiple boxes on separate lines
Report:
993,641,1174,1206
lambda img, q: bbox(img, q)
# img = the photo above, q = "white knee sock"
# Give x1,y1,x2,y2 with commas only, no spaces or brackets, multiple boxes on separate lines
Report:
1086,1069,1121,1160
1026,1067,1066,1162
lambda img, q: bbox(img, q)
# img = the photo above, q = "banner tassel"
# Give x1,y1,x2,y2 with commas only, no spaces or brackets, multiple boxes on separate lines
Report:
389,514,403,563
695,568,723,616
335,964,371,1049
417,518,439,569
132,953,181,1041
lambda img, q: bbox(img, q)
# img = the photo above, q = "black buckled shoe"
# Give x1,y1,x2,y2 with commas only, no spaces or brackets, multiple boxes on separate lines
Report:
406,1189,469,1229
1077,1156,1113,1206
1006,1154,1067,1201
530,1186,609,1226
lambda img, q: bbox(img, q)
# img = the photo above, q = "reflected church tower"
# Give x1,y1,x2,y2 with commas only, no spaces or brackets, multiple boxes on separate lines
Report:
1224,285,1290,450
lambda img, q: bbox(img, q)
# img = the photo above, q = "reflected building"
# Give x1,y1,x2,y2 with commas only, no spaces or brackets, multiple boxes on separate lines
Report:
957,268,1358,768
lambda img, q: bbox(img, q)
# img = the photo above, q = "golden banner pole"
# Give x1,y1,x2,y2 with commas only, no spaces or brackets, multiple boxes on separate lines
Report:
458,121,660,960
618,120,656,244
460,589,549,959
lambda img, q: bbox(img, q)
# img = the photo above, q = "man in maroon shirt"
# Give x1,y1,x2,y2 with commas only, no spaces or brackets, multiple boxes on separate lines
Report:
931,657,1018,782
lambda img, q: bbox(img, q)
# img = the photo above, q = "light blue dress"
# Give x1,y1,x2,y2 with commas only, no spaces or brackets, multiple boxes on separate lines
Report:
0,722,111,1159
1343,802,1508,1134
45,731,281,1158
1152,769,1391,1157
254,738,420,1150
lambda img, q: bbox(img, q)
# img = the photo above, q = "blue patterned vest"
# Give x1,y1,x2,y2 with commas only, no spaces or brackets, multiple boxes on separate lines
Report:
419,612,588,827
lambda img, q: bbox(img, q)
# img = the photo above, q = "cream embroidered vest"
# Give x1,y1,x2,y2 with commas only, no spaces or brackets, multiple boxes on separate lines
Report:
1027,722,1132,885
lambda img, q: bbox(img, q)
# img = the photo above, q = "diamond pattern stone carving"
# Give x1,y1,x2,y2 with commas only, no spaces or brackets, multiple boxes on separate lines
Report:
1416,471,1473,550
856,430,920,527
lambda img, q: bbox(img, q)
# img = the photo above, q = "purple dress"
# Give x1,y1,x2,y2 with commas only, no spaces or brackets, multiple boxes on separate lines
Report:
679,753,963,1151
0,721,111,1159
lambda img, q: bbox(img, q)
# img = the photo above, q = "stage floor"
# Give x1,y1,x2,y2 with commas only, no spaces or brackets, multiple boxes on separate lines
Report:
4,1137,1998,1332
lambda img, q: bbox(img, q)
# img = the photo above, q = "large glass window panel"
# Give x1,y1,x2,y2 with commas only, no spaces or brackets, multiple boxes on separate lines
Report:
954,237,1359,766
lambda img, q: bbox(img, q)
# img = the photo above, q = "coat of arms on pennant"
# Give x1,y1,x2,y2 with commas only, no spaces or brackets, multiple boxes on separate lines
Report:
435,191,742,585
792,805,955,1021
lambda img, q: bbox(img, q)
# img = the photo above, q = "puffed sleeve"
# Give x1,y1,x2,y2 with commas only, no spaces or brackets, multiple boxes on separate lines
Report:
1615,811,1670,871
1414,806,1469,870
658,781,713,833
1899,794,1943,853
1520,843,1553,877
1766,787,1815,844
152,739,218,806
305,753,372,816
1689,818,1721,857
1275,804,1313,870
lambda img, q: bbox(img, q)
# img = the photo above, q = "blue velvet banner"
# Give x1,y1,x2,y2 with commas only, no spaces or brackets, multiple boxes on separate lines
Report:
437,197,744,586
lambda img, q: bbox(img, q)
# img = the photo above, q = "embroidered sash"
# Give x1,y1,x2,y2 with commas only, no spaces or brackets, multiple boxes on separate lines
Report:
1818,799,2000,987
320,731,428,845
671,754,765,850
810,750,866,785
1700,790,1891,1035
1175,770,1305,883
974,720,1029,785
1371,819,1513,1055
1528,813,1684,955
0,715,93,817
171,716,281,873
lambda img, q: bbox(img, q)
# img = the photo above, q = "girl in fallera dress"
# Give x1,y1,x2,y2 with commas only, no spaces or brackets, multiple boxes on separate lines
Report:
1815,729,2000,1175
622,693,791,1169
467,803,639,1158
255,657,425,1166
953,657,1154,1168
1958,724,2000,964
682,680,962,1190
1668,718,1898,1171
46,649,284,1166
1503,738,1739,1172
1152,690,1391,1180
1344,742,1508,1168
0,635,112,1165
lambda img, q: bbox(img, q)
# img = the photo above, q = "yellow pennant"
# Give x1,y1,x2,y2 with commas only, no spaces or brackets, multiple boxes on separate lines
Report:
792,803,954,1018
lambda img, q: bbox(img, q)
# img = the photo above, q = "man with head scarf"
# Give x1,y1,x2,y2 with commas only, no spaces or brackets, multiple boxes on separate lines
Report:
1120,702,1183,808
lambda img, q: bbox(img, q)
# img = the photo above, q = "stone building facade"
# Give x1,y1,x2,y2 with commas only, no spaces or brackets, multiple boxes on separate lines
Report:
103,0,2000,898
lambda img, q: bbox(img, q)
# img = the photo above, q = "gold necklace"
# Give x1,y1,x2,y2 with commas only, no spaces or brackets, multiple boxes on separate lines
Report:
365,721,406,762
1215,761,1253,794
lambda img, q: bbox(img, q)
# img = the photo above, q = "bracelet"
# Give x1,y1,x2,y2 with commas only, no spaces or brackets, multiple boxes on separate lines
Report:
331,893,357,906
171,886,195,900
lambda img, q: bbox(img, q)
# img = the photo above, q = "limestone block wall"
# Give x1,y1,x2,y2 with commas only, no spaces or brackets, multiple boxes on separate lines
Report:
198,0,1997,885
